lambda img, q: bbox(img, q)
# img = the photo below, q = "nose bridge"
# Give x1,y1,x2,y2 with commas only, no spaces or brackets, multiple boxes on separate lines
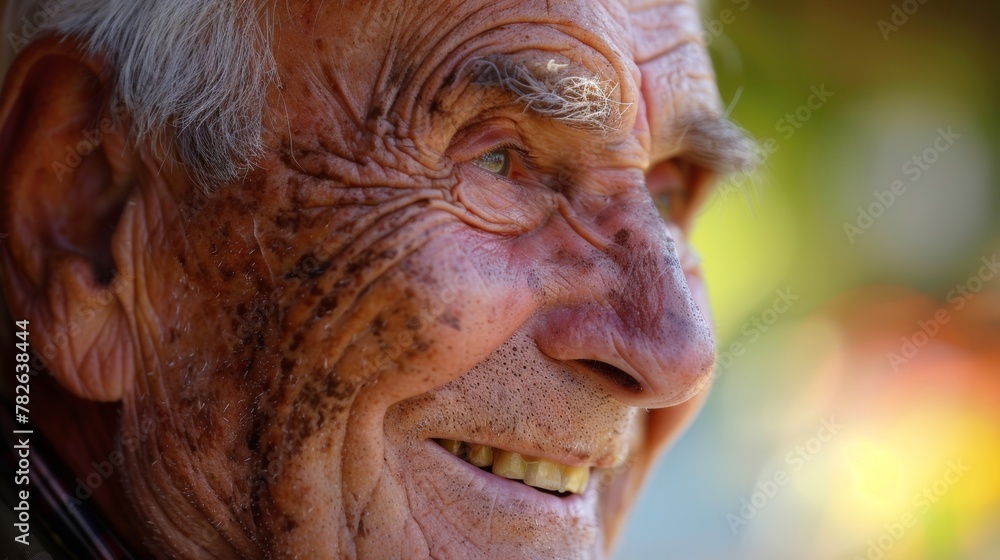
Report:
534,196,715,408
608,215,715,403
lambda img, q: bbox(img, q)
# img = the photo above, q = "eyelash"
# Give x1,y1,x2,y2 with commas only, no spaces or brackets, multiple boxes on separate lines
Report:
486,142,537,174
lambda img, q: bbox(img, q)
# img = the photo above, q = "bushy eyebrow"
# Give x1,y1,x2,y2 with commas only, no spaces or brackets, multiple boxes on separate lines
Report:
669,111,760,176
467,57,630,133
464,56,759,177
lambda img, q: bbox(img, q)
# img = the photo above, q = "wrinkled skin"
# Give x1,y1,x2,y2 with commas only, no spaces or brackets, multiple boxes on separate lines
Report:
0,0,728,558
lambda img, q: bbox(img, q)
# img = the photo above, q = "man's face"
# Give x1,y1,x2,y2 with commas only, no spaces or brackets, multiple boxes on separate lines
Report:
111,0,723,557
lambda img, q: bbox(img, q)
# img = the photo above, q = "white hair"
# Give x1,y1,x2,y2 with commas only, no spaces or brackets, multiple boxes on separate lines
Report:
472,58,630,133
1,0,277,187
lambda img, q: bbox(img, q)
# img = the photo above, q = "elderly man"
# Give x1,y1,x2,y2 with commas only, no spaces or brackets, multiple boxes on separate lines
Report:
0,0,754,558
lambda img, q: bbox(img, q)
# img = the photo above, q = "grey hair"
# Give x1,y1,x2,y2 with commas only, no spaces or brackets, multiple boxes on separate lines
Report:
672,110,761,175
470,58,759,177
472,58,630,133
1,0,277,187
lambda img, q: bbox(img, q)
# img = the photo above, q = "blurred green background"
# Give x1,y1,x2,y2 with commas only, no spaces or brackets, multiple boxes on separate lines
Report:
619,0,1000,558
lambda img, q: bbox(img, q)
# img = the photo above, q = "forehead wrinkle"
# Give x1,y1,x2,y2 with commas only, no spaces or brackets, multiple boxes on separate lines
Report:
622,0,699,9
627,4,706,64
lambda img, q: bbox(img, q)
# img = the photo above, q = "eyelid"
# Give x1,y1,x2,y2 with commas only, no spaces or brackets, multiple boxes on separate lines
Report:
645,158,687,197
487,142,538,173
447,118,541,176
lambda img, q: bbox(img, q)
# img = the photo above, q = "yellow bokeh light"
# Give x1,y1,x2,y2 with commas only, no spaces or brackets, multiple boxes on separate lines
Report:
693,181,798,340
847,439,904,506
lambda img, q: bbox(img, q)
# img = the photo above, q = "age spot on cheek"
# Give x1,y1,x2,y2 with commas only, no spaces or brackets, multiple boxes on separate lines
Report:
613,228,631,246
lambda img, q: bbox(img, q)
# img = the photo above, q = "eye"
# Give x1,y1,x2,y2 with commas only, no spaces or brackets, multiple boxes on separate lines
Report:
653,193,675,222
472,147,513,177
646,159,689,225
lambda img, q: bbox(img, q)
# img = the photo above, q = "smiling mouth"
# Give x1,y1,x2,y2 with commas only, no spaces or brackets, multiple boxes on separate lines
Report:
434,439,590,495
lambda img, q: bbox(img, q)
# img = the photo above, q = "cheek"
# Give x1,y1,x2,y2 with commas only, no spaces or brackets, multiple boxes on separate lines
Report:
328,228,544,406
253,219,543,458
258,227,548,544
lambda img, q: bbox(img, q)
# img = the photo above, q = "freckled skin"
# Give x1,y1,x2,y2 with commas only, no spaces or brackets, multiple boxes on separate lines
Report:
1,0,722,558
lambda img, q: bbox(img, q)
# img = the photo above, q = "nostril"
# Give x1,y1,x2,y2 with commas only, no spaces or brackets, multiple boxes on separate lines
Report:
576,359,643,392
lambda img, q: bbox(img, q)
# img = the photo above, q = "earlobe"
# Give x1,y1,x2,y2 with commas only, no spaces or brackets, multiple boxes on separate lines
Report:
0,37,137,402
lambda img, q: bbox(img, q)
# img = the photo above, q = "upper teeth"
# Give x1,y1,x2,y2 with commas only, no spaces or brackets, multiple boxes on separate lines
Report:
436,439,589,495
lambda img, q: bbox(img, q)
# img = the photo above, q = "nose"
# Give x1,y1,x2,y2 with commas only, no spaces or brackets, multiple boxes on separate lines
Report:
531,196,715,409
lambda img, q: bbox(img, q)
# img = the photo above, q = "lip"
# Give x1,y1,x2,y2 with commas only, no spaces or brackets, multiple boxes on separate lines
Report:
421,438,600,516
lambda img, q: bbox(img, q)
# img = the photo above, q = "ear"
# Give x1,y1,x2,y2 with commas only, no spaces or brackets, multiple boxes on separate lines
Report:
0,37,137,402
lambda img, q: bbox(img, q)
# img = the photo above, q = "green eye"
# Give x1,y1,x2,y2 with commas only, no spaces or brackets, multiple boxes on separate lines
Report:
473,148,511,176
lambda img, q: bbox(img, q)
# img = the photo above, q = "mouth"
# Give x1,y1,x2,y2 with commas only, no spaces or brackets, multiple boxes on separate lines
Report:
433,438,590,495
